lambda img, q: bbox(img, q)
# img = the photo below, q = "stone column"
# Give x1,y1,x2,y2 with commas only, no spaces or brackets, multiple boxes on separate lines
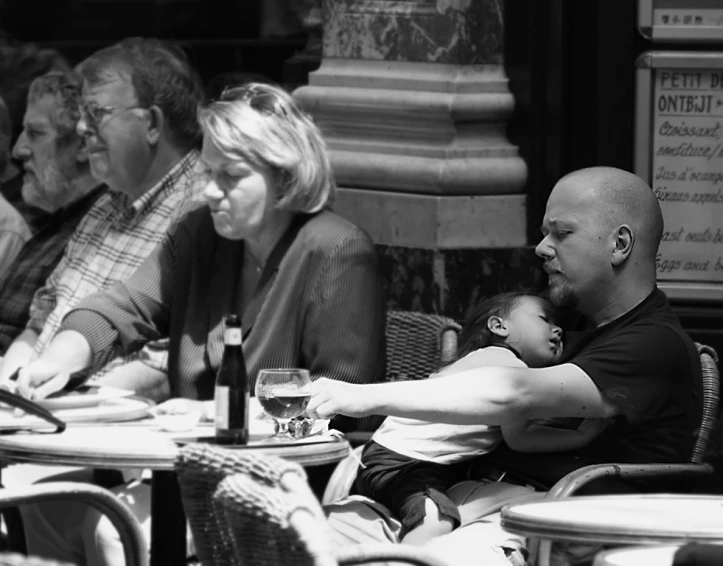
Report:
295,0,527,250
295,0,534,316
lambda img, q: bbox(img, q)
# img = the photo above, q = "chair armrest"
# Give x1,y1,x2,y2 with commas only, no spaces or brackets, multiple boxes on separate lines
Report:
546,462,714,499
337,543,451,566
0,482,148,566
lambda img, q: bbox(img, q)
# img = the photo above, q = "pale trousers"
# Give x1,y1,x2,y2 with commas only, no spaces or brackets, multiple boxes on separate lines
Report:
325,480,543,566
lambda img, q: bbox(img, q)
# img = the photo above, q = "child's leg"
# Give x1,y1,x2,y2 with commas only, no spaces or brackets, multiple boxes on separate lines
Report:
398,487,461,545
355,443,461,543
401,496,456,545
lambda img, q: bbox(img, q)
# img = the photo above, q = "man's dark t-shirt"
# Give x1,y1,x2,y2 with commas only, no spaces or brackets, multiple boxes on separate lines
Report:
484,288,702,490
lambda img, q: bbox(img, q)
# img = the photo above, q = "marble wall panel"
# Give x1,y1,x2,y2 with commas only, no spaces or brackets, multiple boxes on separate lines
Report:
323,0,503,64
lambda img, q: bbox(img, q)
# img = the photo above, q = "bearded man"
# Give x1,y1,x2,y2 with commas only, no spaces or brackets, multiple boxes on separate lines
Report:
0,71,104,353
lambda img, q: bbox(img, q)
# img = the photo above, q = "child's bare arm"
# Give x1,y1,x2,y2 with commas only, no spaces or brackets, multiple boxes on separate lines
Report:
501,418,611,453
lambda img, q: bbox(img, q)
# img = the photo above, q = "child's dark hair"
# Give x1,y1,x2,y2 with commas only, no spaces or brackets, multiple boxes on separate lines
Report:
457,291,537,359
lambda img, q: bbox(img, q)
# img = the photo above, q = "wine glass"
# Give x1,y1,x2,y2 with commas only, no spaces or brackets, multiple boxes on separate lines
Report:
255,368,312,438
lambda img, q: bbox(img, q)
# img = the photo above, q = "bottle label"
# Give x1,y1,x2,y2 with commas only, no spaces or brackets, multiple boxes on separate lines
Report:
215,386,230,429
224,327,242,346
214,385,249,444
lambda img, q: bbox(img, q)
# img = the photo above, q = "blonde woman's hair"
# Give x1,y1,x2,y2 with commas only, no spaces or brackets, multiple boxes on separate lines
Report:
198,82,335,213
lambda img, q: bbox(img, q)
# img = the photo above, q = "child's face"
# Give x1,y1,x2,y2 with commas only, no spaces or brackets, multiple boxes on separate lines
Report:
504,296,563,368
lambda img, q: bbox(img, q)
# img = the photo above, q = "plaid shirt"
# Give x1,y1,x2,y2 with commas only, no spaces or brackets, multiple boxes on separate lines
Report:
28,150,208,373
0,184,106,353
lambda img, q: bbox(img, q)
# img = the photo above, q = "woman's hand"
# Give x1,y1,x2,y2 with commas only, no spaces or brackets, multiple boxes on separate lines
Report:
14,361,70,401
306,378,376,420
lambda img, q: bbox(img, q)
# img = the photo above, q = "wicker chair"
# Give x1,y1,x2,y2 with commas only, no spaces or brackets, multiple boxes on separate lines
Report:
175,444,450,566
0,482,148,566
384,311,461,383
215,459,450,566
176,443,306,566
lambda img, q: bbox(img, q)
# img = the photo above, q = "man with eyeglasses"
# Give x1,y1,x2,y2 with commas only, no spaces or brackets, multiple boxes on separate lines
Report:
0,72,104,354
0,37,207,398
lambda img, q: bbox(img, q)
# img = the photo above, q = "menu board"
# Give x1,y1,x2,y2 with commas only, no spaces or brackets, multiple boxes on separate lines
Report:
635,51,723,301
639,0,723,42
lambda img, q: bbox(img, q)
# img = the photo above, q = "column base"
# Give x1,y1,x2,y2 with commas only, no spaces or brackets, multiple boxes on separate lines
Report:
334,187,527,249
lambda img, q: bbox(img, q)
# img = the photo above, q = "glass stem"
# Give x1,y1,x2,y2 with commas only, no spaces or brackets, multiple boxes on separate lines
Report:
277,418,291,435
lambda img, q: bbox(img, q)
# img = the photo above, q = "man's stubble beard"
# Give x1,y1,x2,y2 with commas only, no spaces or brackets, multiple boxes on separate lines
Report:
548,277,578,310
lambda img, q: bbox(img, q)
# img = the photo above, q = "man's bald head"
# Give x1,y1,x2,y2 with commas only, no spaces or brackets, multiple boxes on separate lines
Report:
558,166,664,256
538,167,662,322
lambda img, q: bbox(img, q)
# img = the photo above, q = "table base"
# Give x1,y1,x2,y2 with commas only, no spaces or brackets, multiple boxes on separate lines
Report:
151,470,186,566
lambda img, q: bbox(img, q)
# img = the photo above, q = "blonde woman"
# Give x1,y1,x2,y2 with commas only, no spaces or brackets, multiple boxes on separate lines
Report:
17,82,386,566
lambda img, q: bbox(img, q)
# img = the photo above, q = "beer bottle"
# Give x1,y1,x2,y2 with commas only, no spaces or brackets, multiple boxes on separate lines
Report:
214,314,249,444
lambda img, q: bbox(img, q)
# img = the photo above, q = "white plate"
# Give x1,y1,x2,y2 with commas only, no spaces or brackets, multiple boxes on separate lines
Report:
0,397,153,429
35,386,135,411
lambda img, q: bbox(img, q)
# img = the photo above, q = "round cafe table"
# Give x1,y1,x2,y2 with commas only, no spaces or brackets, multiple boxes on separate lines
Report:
501,494,723,546
0,417,350,566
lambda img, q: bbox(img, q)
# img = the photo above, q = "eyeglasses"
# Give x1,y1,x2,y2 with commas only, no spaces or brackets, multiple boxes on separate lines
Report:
217,85,289,118
77,101,146,129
